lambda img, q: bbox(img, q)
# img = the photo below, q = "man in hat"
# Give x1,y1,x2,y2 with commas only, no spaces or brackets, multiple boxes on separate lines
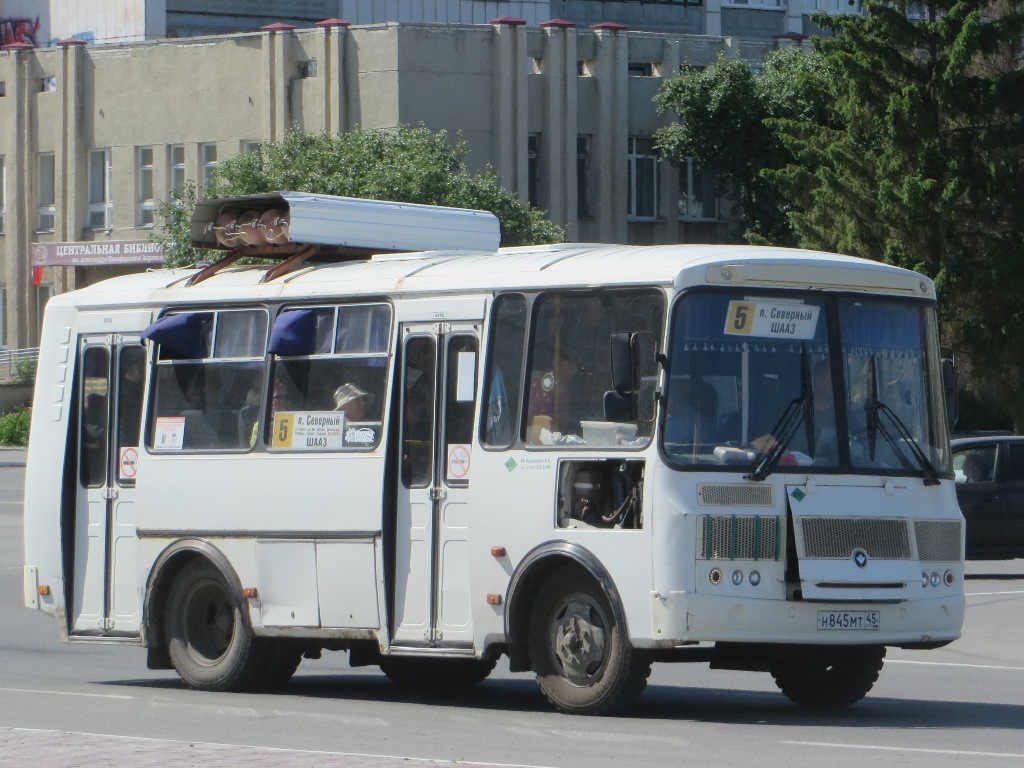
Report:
334,383,374,421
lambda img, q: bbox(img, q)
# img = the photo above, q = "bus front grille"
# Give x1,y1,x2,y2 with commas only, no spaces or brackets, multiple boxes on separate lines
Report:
698,515,782,561
914,519,963,562
799,517,912,560
697,483,775,507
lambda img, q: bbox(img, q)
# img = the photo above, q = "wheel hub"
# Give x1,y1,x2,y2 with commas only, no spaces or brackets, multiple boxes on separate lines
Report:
552,598,607,684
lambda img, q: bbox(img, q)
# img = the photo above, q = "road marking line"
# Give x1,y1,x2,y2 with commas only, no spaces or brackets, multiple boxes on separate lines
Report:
783,740,1024,759
0,687,134,700
888,659,1024,672
0,728,561,768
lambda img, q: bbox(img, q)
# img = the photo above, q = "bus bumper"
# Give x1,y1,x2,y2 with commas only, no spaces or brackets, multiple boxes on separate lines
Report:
646,590,964,648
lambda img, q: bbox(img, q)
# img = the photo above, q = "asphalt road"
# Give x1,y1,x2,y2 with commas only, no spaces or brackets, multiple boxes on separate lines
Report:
2,453,1022,767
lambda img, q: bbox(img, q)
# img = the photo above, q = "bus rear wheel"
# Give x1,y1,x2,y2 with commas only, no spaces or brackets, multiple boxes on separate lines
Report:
770,645,885,708
165,560,267,692
528,566,650,715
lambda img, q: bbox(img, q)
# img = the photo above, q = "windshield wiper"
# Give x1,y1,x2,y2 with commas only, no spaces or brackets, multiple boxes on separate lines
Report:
747,345,812,482
864,356,940,486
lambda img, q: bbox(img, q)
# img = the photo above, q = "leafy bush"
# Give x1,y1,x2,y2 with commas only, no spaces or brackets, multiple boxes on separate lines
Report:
0,407,31,446
13,358,36,385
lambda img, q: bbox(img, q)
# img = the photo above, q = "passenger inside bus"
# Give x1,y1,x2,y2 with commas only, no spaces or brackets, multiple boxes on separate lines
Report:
526,349,585,443
333,383,374,421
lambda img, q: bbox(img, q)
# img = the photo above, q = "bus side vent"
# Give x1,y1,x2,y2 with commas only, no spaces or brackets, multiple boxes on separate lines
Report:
698,515,782,561
800,517,912,560
914,520,963,562
697,483,775,507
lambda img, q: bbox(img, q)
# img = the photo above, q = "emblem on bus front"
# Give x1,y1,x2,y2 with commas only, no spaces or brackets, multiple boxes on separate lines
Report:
853,549,868,568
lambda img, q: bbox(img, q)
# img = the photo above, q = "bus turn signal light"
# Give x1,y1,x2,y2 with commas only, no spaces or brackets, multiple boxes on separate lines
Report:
486,594,502,605
490,546,506,557
37,585,50,596
242,588,258,599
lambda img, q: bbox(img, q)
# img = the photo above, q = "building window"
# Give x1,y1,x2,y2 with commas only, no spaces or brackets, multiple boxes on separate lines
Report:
0,156,5,235
723,0,782,6
38,153,56,232
627,137,659,220
679,159,719,221
137,147,155,227
168,145,186,198
88,149,113,229
628,62,657,77
242,140,261,154
41,75,57,92
577,136,591,218
200,143,218,195
528,134,541,209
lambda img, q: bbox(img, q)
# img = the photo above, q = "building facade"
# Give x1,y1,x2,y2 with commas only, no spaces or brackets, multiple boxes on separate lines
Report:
0,20,800,348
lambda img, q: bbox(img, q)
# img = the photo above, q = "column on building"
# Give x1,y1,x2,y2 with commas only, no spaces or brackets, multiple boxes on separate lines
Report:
538,19,578,240
490,18,530,211
263,23,296,142
589,25,628,244
317,19,351,135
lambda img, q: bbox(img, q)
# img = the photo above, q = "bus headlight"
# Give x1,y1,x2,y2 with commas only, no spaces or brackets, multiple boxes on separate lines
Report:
731,570,744,586
709,568,723,585
749,570,761,587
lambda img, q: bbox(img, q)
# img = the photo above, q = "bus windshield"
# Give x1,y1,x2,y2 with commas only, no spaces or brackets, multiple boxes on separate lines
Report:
662,292,950,477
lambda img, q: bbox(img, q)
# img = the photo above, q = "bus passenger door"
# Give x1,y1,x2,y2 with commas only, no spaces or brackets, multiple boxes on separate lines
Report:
393,323,479,648
71,336,146,637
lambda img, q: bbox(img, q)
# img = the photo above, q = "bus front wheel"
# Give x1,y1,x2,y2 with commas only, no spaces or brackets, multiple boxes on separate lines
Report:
770,645,885,708
165,560,267,692
528,566,650,715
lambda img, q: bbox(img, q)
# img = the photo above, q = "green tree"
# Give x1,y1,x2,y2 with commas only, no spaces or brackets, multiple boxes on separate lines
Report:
653,48,833,245
772,1,1024,430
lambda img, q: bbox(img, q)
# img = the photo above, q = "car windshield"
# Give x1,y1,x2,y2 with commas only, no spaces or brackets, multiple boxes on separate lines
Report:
662,292,950,477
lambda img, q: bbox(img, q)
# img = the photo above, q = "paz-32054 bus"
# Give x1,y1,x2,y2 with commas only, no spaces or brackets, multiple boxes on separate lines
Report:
23,192,963,715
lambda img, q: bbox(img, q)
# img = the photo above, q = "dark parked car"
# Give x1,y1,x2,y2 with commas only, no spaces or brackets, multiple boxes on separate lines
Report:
951,435,1024,560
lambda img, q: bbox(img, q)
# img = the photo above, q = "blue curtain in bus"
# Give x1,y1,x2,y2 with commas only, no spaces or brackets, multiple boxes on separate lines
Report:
141,312,210,358
839,302,922,358
268,309,316,356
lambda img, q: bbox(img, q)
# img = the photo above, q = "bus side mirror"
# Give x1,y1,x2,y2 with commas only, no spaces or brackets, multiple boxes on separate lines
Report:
610,332,633,394
941,358,958,429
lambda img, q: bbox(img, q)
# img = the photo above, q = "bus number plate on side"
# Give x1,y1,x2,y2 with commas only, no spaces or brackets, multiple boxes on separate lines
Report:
816,611,880,631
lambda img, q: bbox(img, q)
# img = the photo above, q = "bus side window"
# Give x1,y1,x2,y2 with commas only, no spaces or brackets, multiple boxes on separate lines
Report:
481,294,527,449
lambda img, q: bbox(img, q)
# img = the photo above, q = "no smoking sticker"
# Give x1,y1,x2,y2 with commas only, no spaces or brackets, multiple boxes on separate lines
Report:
447,444,471,480
119,446,139,480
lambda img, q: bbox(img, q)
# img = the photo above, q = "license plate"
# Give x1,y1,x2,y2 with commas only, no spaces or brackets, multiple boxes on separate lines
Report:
816,610,880,631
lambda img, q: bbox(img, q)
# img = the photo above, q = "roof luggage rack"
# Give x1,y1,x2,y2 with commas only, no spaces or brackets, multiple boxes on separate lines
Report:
187,191,501,285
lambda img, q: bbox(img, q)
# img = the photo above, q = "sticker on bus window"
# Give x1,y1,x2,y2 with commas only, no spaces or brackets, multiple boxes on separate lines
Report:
273,411,344,450
154,417,185,450
724,300,820,340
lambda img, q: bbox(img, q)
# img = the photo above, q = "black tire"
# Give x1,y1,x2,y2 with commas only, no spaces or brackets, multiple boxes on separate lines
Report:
770,645,886,708
165,560,268,692
528,565,651,715
380,657,496,688
256,642,304,691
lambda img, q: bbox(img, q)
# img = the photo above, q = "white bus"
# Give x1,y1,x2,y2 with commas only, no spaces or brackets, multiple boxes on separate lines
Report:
23,192,964,715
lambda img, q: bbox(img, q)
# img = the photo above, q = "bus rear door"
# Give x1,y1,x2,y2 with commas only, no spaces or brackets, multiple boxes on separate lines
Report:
71,334,146,637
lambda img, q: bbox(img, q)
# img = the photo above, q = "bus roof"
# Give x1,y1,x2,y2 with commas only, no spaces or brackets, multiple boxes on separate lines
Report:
52,242,935,312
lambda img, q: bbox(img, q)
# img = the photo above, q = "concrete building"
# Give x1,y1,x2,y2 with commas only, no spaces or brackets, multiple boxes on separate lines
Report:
0,0,852,44
0,18,803,348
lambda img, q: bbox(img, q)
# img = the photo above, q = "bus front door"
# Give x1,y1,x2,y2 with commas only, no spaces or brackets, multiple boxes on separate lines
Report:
71,336,146,637
393,323,480,648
